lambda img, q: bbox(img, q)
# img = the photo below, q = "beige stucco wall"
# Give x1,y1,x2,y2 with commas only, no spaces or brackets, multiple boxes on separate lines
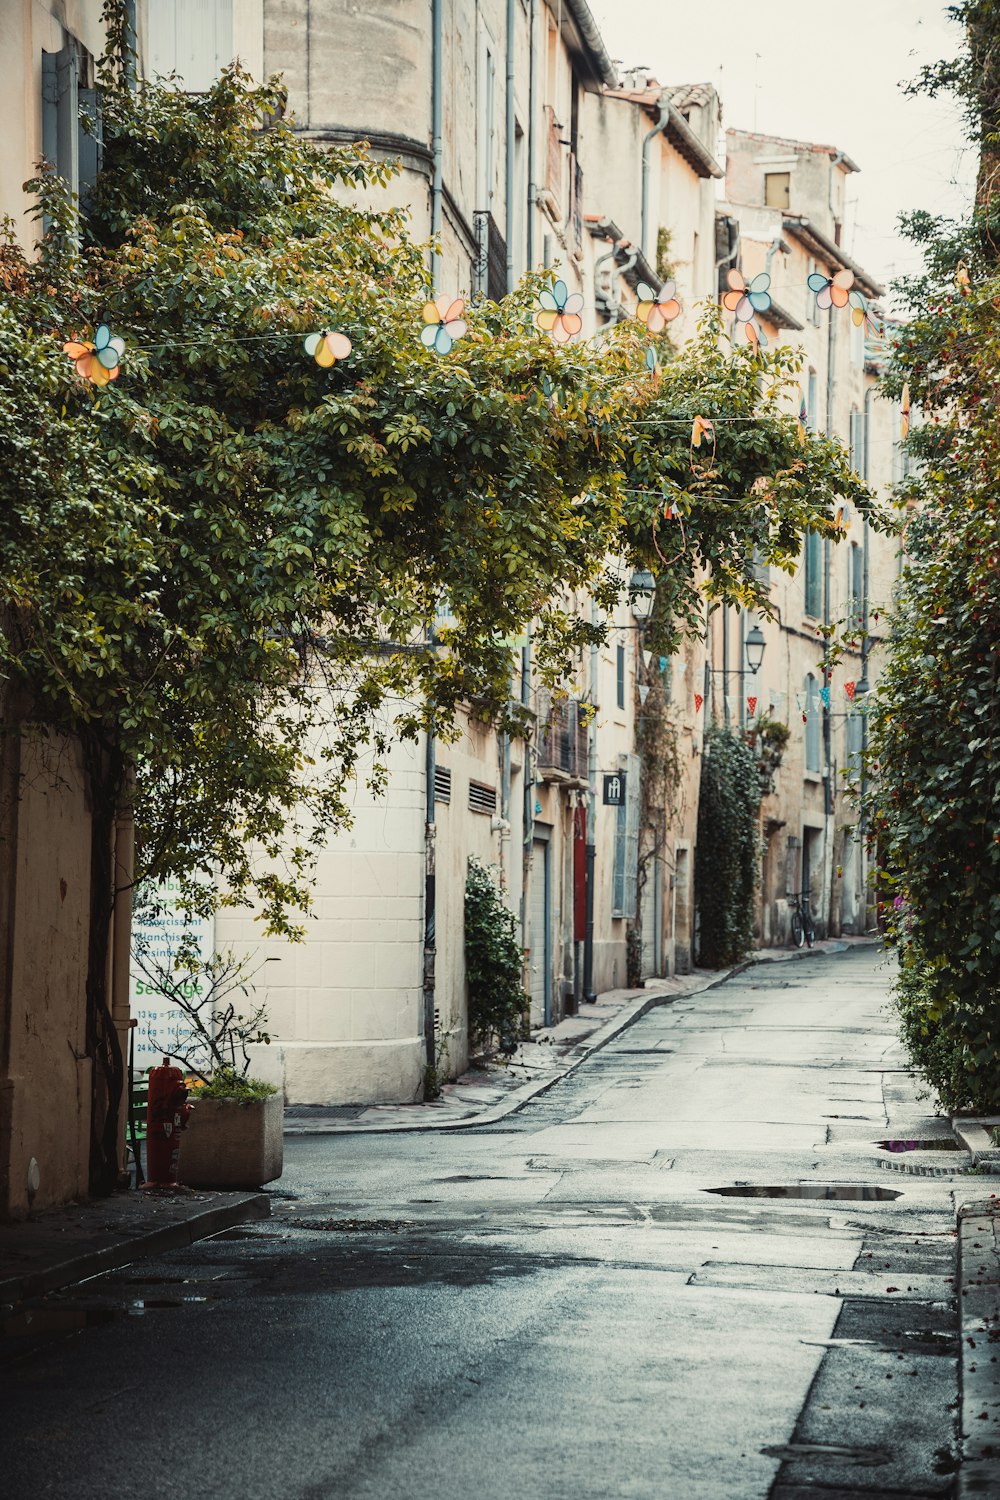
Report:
0,726,94,1219
215,734,427,1105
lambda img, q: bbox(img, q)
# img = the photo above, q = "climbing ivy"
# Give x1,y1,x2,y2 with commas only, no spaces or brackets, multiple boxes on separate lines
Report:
464,859,529,1050
695,726,762,967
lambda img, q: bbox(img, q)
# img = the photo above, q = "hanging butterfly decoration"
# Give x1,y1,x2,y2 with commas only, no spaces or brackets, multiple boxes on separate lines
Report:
722,268,772,323
536,279,584,343
848,288,883,340
744,319,768,353
421,294,468,354
645,344,661,384
807,267,854,310
636,280,681,333
303,330,352,368
63,323,125,386
690,414,716,477
900,382,911,440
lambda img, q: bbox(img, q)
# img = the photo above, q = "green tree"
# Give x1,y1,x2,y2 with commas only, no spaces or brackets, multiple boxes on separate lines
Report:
868,1,1000,1110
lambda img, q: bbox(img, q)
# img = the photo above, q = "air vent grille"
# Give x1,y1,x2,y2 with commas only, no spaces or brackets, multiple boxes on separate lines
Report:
469,780,498,815
434,765,452,804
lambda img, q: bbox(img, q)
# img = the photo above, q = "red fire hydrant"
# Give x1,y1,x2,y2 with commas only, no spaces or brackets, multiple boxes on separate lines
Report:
145,1057,192,1187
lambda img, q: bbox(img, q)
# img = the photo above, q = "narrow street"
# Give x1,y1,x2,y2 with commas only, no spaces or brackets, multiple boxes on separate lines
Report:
3,948,963,1499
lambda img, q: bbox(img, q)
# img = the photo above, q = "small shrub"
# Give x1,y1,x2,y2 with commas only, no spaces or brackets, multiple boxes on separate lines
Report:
194,1067,278,1103
464,858,529,1050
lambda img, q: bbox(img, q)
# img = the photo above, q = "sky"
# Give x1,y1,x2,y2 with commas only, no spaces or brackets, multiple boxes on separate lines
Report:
587,0,976,300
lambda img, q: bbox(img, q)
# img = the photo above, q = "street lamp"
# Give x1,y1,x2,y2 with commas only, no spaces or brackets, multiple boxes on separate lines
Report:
745,623,766,675
628,569,655,624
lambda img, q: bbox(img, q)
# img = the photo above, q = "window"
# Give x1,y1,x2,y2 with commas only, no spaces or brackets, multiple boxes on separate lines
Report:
803,529,822,617
764,172,790,210
616,643,625,710
804,676,822,773
146,0,234,91
612,754,641,917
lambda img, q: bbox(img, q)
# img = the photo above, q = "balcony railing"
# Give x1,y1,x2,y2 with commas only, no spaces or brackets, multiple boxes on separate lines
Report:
473,210,508,302
535,694,589,783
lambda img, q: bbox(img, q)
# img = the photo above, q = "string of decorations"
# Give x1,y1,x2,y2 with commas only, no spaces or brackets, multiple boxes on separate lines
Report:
57,267,895,390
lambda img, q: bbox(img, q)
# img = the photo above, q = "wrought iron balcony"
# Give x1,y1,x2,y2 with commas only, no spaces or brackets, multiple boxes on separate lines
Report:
535,694,589,784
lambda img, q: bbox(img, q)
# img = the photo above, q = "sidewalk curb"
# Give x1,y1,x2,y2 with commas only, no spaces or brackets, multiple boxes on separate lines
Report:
0,1192,271,1306
956,1199,1000,1497
287,938,861,1137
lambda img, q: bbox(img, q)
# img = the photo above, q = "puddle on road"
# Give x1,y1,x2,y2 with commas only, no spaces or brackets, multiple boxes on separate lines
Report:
3,1295,208,1345
706,1185,903,1201
3,1307,117,1338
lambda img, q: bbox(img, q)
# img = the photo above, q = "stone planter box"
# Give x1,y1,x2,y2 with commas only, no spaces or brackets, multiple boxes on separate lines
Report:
178,1092,283,1190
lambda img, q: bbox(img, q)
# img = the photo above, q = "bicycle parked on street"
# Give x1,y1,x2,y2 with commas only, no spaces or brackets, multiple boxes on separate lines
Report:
788,889,816,949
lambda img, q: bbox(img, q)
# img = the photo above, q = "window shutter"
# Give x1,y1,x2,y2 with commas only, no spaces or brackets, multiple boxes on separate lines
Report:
147,0,234,91
612,753,641,917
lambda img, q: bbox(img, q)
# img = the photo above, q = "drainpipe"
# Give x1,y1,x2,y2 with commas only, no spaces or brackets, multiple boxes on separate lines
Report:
765,235,790,279
423,625,437,1094
124,0,137,89
500,658,512,882
583,602,599,1001
820,303,837,935
738,609,746,728
430,0,443,291
593,232,623,322
505,0,516,293
721,607,730,726
110,766,135,1181
526,0,537,269
860,386,873,919
828,150,845,240
521,630,534,992
641,103,670,265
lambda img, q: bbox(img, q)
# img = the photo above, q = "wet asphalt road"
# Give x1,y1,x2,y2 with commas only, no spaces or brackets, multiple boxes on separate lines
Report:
2,948,965,1499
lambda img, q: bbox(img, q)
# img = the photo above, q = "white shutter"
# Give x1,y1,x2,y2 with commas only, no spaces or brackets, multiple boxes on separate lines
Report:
146,0,234,91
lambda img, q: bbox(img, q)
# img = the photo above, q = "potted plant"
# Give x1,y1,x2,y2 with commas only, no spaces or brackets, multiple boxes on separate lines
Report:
131,927,283,1190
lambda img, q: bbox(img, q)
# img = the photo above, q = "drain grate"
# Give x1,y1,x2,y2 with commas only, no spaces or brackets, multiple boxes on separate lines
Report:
876,1157,968,1178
